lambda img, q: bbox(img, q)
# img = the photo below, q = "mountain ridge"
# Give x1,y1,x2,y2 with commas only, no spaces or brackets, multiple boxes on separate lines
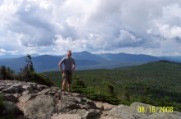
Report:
0,51,180,72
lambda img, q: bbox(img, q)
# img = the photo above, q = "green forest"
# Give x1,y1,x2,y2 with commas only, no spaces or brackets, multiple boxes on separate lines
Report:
42,60,181,111
1,57,181,112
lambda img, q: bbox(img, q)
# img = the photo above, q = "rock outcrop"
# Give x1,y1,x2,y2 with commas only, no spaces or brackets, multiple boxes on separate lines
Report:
0,80,180,119
103,102,181,119
0,80,101,119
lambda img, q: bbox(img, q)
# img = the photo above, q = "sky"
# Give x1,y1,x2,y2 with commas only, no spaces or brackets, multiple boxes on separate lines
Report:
0,0,181,57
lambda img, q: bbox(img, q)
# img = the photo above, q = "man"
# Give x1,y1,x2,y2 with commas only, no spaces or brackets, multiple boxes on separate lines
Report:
58,50,76,92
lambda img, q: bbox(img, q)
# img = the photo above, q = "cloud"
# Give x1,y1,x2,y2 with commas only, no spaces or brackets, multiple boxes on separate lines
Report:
1,0,181,56
148,3,181,40
0,48,18,56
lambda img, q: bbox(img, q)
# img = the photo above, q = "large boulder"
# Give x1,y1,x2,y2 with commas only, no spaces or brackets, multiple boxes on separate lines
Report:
23,95,55,119
106,102,181,119
57,95,97,113
56,94,101,119
0,101,24,119
2,83,24,93
107,104,136,119
147,112,181,119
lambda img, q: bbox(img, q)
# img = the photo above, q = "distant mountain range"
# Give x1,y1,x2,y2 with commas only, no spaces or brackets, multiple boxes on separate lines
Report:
0,51,180,72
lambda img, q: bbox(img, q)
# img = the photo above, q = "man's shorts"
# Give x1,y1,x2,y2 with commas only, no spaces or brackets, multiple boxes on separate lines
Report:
62,71,72,84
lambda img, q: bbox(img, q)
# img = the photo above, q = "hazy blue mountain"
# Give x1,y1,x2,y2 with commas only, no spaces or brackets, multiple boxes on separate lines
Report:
0,55,22,59
32,55,62,72
73,51,105,61
0,57,26,72
100,53,160,62
0,51,180,72
162,56,181,63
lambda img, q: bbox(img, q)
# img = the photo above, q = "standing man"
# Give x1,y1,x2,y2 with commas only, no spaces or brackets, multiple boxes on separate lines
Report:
59,50,76,92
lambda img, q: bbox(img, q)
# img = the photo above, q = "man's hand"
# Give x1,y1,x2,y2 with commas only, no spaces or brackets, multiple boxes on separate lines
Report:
72,64,76,73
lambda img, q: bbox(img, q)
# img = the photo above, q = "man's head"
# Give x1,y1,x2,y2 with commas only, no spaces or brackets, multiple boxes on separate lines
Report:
67,50,72,58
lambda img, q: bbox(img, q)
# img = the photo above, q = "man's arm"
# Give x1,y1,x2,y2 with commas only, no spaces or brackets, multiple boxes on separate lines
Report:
72,64,76,71
58,59,64,73
59,62,63,72
72,59,76,72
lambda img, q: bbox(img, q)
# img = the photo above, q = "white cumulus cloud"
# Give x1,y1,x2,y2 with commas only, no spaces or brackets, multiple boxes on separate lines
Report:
1,0,181,56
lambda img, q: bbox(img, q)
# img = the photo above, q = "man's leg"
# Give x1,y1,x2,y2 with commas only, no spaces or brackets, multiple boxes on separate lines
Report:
67,83,70,92
61,71,67,92
61,79,66,91
67,72,72,92
67,77,70,92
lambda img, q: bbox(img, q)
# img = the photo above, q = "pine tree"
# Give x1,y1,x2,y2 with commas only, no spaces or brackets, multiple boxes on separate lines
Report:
18,54,53,86
0,66,14,80
19,54,35,81
0,65,7,80
26,54,34,72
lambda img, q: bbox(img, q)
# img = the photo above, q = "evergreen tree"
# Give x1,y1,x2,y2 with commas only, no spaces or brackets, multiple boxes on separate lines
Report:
0,66,14,80
0,65,7,80
26,54,34,72
19,54,35,81
17,54,53,86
